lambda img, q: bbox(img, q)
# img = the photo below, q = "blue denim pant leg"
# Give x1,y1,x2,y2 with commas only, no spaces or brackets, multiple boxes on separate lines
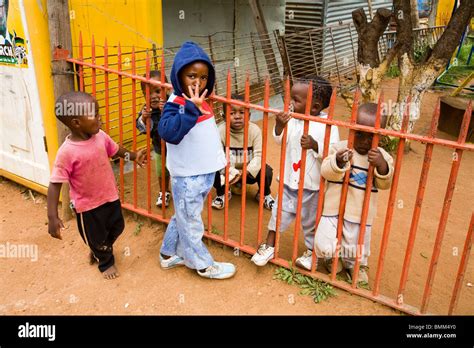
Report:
160,173,215,270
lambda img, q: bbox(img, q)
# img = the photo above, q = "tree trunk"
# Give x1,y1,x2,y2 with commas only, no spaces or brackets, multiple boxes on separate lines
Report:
389,0,474,132
410,0,420,28
352,7,393,103
351,0,473,141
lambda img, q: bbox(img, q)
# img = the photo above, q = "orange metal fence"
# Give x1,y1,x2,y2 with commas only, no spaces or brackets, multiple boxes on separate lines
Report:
55,35,474,316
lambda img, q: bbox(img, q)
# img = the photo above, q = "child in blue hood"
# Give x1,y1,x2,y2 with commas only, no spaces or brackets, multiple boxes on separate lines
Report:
158,41,236,279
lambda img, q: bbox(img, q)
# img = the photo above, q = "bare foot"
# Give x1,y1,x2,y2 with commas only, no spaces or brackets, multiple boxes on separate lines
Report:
89,252,97,265
102,265,119,280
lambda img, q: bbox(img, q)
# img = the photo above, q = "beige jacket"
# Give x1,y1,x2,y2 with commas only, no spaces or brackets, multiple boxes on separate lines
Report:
321,140,394,224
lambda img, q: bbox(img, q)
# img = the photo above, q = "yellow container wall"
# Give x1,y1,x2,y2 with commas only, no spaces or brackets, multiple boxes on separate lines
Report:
436,0,455,27
68,0,163,148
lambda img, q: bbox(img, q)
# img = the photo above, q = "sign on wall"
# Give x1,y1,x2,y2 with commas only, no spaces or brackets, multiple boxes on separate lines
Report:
0,0,28,67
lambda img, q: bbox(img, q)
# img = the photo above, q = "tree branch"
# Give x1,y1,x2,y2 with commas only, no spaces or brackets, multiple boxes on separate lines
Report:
393,0,414,61
428,0,474,66
352,7,392,67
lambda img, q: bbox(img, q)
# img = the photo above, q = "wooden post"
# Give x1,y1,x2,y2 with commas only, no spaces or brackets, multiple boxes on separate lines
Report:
47,0,74,221
248,0,282,94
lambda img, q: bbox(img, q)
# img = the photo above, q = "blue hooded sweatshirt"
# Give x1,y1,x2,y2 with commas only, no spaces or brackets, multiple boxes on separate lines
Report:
158,41,226,177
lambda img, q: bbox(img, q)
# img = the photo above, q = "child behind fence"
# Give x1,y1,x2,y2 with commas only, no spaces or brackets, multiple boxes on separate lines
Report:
212,93,275,211
251,75,340,270
314,102,394,285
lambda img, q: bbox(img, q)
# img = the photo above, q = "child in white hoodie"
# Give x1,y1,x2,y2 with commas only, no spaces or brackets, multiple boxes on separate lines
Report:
251,76,339,270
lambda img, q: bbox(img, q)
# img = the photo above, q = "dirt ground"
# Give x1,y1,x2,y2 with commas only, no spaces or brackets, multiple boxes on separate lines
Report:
0,79,472,315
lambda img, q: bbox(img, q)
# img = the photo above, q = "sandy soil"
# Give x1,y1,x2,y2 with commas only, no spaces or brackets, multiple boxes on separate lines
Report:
0,79,472,315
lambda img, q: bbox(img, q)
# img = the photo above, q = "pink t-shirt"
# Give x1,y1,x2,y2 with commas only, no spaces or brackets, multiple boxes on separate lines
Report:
50,130,120,213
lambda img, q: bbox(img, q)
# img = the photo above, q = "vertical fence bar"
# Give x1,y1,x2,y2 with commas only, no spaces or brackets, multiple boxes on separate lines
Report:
118,43,124,203
132,46,138,208
257,78,270,245
91,35,96,97
311,88,337,273
372,97,410,296
331,89,360,281
448,213,474,315
160,52,167,219
240,75,250,246
292,81,312,264
420,101,472,313
104,38,110,134
223,70,232,241
274,77,291,260
351,94,383,287
145,50,152,214
397,100,441,304
207,94,215,233
78,32,84,92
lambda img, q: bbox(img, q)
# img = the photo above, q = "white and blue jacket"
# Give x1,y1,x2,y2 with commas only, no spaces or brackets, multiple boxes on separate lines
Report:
158,42,226,177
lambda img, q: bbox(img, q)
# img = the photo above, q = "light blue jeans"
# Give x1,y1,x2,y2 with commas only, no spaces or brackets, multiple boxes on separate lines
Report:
160,173,215,270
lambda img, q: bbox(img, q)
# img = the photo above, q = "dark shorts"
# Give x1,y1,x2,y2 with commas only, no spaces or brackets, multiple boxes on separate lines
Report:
75,199,124,272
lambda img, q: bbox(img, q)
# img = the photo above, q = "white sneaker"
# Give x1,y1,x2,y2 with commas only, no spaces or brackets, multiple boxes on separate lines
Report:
197,262,236,279
255,192,275,211
211,191,232,210
160,254,185,269
295,249,313,271
251,243,275,266
348,266,369,284
156,191,171,207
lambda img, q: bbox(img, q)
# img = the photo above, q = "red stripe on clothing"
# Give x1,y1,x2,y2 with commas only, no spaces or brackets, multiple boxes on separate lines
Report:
197,114,214,123
197,101,214,123
170,95,186,106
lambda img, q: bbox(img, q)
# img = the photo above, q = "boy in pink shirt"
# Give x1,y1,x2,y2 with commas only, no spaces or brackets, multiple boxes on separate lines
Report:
47,91,146,279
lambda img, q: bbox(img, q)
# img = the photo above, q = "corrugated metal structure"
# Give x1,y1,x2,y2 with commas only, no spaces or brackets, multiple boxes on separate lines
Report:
283,0,393,83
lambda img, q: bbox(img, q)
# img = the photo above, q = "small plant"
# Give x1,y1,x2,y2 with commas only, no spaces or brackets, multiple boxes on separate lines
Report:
385,64,400,78
134,221,144,236
211,224,222,236
379,135,399,154
414,46,431,63
273,263,337,303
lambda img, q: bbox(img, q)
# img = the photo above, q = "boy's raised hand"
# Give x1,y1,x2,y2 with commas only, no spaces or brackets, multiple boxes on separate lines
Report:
183,84,210,115
135,148,148,167
336,148,353,168
368,148,388,175
48,216,65,240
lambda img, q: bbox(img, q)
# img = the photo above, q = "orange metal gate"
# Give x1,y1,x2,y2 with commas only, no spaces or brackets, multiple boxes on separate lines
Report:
54,34,474,316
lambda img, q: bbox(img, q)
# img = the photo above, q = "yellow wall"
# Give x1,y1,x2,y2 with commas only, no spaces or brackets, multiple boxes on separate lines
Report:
2,1,163,194
68,0,164,148
24,0,59,181
436,0,456,27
